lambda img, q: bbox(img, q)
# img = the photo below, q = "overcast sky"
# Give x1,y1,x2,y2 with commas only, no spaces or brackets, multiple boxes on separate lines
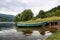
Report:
0,0,60,16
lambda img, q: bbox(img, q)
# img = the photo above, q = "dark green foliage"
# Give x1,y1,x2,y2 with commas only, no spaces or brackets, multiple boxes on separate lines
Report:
14,13,21,22
36,10,46,18
15,9,33,22
55,10,60,17
46,5,60,13
45,5,60,18
46,12,55,17
20,9,33,21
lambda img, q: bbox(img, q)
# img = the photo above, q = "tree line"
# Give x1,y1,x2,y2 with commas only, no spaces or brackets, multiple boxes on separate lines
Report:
14,5,60,22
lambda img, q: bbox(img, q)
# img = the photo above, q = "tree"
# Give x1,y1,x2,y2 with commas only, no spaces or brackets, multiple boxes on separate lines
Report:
55,10,60,17
15,9,34,22
46,12,55,17
20,9,33,21
36,10,46,18
14,13,21,22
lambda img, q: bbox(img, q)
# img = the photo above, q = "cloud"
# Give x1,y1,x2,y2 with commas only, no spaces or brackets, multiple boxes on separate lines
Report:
0,0,60,16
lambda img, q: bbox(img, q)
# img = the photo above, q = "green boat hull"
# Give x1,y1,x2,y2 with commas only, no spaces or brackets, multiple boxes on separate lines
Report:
17,22,48,27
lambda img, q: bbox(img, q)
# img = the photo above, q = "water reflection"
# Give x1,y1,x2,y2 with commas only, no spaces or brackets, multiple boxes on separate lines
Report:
0,28,53,40
0,23,52,40
0,23,14,29
17,28,46,36
22,29,33,36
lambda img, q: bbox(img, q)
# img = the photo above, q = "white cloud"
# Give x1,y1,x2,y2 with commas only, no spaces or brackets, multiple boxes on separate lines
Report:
0,0,60,16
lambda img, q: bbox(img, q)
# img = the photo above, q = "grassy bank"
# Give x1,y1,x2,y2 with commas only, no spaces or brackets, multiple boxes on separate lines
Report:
46,31,60,40
18,17,60,24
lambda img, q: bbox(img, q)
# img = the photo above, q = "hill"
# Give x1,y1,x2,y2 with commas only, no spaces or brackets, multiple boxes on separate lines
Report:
0,13,15,22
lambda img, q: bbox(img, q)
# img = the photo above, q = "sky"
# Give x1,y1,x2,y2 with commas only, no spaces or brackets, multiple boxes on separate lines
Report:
0,0,60,16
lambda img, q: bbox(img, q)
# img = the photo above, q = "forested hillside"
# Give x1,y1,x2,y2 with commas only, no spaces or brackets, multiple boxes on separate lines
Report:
0,13,15,22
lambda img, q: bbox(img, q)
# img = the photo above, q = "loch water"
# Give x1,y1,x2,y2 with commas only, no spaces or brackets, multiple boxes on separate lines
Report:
0,23,52,40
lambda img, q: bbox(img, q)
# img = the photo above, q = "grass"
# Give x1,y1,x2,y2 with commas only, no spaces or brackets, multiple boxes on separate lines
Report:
18,17,60,24
46,31,60,40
